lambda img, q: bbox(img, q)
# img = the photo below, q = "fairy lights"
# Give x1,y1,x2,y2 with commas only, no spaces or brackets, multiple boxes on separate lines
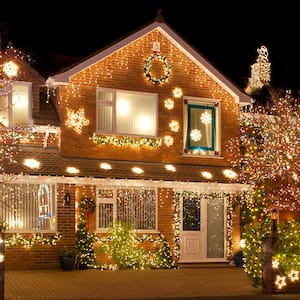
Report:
65,108,89,134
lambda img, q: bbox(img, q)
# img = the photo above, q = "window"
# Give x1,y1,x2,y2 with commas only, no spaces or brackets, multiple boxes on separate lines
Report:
184,98,220,156
97,188,157,231
0,81,32,127
0,183,56,232
96,88,158,136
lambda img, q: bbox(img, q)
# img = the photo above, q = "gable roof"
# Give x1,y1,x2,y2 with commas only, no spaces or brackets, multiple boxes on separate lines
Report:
49,18,252,106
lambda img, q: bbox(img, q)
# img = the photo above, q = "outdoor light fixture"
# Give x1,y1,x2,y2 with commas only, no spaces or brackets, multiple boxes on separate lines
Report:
271,208,279,232
64,193,71,205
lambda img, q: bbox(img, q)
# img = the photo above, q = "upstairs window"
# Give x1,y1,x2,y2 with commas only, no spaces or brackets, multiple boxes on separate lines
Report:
184,98,220,156
0,81,32,127
96,88,158,136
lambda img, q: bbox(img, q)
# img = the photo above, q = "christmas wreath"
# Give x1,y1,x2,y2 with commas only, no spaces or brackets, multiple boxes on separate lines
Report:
80,196,96,213
144,53,171,85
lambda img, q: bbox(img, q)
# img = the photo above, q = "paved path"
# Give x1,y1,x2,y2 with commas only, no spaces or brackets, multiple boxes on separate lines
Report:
4,266,300,300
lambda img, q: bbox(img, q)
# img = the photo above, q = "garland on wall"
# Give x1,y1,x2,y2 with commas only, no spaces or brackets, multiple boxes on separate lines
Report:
90,134,162,148
5,233,62,247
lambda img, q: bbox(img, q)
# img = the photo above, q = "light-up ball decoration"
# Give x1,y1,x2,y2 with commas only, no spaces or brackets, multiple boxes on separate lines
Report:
3,60,18,78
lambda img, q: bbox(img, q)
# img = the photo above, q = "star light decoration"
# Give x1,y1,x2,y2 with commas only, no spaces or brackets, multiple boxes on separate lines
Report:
65,108,90,134
275,275,287,289
225,89,300,210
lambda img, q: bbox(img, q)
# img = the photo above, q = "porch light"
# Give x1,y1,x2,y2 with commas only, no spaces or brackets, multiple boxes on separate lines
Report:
165,164,176,172
132,167,144,174
66,167,80,174
100,163,112,170
223,169,238,179
271,208,279,232
23,158,40,169
201,171,212,179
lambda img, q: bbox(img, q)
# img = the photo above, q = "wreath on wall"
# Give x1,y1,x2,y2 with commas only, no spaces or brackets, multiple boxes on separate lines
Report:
80,196,96,213
144,53,171,85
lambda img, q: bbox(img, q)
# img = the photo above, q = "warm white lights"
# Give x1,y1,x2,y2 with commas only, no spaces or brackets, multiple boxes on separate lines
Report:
100,163,112,170
201,171,212,179
23,158,40,169
65,108,90,134
165,164,176,172
0,254,4,263
173,87,183,98
164,135,173,146
288,270,299,282
3,60,18,78
200,112,212,124
66,167,80,174
169,120,179,132
275,275,286,289
190,129,202,142
132,167,144,174
164,98,174,110
223,169,238,179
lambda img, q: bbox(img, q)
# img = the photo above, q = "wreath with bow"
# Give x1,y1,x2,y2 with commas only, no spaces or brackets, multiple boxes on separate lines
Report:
80,196,96,213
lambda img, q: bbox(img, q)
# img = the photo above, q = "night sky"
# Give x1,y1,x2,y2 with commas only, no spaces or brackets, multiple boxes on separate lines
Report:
1,1,299,93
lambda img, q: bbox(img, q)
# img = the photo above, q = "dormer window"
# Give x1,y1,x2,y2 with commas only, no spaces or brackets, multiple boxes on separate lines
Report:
0,81,32,127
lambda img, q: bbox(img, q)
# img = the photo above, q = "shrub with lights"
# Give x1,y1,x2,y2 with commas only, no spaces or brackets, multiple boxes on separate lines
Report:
97,221,177,270
242,219,300,290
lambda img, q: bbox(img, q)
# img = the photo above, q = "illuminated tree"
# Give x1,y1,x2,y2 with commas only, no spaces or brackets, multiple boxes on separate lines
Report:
226,88,300,211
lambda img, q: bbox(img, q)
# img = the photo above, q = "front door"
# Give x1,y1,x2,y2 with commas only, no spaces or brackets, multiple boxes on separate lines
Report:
179,194,226,262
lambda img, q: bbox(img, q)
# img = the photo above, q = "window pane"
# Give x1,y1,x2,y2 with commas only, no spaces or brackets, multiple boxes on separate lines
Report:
98,203,113,228
116,189,156,230
97,91,113,101
187,104,215,150
207,196,224,258
116,92,157,136
0,94,8,126
97,105,112,132
0,183,56,232
12,84,29,126
183,199,201,231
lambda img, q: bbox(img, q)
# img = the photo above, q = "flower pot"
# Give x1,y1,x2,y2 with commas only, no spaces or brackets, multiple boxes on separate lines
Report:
59,255,76,271
234,253,244,267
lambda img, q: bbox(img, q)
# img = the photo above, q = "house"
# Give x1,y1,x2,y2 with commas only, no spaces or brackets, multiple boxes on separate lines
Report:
1,14,253,270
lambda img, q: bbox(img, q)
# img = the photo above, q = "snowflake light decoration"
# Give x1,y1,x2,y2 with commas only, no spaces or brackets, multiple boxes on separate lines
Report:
164,135,173,146
65,108,90,134
169,120,179,132
200,112,212,124
190,129,202,142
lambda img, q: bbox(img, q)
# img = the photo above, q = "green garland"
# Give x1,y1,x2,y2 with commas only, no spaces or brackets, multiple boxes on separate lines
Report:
144,53,171,85
90,134,162,148
5,233,62,247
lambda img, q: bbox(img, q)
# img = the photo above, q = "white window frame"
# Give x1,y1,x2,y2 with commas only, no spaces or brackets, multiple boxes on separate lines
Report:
183,97,221,157
96,87,158,137
96,187,158,233
0,80,32,127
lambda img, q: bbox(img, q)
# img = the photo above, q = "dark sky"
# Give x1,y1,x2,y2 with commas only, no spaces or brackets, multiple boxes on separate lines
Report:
1,1,299,92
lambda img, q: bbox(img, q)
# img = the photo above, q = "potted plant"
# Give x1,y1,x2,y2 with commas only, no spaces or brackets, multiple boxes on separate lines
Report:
233,250,244,267
59,245,77,271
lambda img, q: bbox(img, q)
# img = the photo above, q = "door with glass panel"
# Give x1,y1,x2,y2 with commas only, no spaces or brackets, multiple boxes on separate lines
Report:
179,194,226,262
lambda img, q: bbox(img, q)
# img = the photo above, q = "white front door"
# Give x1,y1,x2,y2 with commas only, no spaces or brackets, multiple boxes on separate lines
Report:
179,194,226,263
